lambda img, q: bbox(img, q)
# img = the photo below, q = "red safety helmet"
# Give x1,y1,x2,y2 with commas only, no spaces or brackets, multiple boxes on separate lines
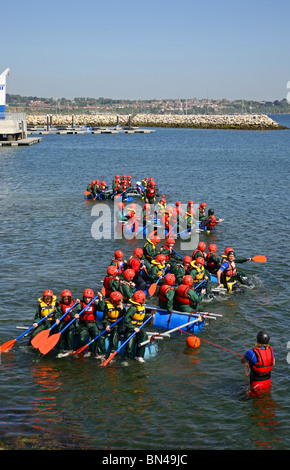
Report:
156,254,166,263
183,256,192,264
197,242,206,251
61,289,72,299
165,273,175,285
118,202,124,209
115,250,124,259
115,174,120,179
208,243,217,252
83,288,94,299
123,269,135,281
188,200,194,205
225,247,235,256
43,289,53,298
101,180,106,186
175,201,181,206
107,266,118,276
150,235,160,244
133,290,146,304
134,248,143,258
110,291,123,304
183,275,193,286
195,257,205,266
160,198,166,204
200,202,207,208
166,238,175,246
144,203,151,210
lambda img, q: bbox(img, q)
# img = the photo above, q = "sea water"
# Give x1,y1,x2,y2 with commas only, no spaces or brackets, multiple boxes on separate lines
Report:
0,114,289,450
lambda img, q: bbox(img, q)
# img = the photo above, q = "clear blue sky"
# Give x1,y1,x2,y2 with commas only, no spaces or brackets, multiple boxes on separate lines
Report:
1,0,290,101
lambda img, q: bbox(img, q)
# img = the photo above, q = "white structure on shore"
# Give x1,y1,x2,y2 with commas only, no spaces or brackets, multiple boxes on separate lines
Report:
0,68,27,141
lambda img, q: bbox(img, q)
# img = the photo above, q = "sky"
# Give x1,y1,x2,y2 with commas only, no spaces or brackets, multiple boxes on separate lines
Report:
1,0,290,101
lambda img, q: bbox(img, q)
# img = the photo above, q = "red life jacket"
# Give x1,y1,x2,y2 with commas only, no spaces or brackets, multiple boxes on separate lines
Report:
128,256,141,273
251,347,274,381
223,260,237,279
175,284,191,304
159,284,174,304
206,252,218,270
147,187,155,198
60,300,76,322
192,249,205,259
112,259,124,273
207,215,216,228
103,276,116,296
80,301,96,322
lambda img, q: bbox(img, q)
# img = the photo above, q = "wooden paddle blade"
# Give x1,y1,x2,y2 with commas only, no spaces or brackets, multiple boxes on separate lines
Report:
31,329,50,349
252,255,267,263
148,283,157,297
101,351,117,366
0,339,16,353
38,333,61,355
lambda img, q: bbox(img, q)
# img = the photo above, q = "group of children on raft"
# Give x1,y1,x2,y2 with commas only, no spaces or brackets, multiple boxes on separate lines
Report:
30,236,252,362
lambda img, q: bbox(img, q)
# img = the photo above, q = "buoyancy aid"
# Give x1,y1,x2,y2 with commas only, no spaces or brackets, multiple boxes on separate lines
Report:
105,300,122,324
128,299,146,325
192,249,206,260
103,275,116,296
207,215,216,228
38,296,57,321
112,259,124,273
250,347,274,381
128,256,141,273
79,301,96,322
222,259,237,282
159,284,175,304
143,240,156,260
175,285,191,304
146,187,155,198
190,261,205,283
60,300,76,322
206,252,219,270
151,259,165,276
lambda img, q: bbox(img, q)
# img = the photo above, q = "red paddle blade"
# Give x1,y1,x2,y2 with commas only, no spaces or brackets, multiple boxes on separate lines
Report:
148,283,157,297
31,329,50,349
101,351,117,366
101,286,106,296
0,339,16,353
38,333,61,355
252,255,267,263
73,344,89,355
84,191,91,196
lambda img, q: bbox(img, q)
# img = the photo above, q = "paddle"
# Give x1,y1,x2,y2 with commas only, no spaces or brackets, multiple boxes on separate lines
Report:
31,301,78,349
148,266,169,296
101,314,153,366
37,296,99,356
73,315,124,355
139,316,202,347
0,308,57,353
251,255,267,263
115,187,130,200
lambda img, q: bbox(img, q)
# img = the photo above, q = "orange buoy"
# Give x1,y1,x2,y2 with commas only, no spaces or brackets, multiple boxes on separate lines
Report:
186,336,201,349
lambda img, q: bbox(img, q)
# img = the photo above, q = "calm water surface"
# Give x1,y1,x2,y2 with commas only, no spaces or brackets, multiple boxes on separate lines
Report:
0,114,289,450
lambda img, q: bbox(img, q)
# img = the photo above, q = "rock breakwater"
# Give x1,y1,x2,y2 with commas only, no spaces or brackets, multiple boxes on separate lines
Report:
26,113,287,130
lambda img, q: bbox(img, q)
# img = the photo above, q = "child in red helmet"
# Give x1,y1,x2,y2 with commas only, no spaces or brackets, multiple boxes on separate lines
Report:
75,288,104,357
30,289,60,343
119,269,136,302
55,289,82,357
124,290,153,362
98,291,127,359
158,273,177,313
174,276,206,313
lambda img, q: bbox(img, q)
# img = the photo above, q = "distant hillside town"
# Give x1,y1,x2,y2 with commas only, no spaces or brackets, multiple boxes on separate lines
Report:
6,94,290,115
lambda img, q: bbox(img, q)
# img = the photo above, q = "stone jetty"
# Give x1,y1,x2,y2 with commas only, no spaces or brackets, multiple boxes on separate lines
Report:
26,113,286,130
